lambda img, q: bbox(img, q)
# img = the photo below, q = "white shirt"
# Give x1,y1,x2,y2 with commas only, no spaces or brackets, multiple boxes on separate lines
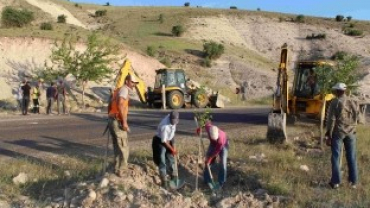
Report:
118,85,130,100
156,114,177,143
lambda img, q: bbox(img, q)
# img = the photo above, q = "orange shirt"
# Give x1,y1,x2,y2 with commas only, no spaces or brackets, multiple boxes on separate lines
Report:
108,86,129,121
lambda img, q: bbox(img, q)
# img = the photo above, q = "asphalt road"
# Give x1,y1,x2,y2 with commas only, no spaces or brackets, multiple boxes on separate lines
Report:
0,107,269,160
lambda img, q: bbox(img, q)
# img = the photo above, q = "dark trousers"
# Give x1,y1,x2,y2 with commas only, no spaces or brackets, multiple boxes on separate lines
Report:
22,96,30,115
32,99,39,113
46,98,54,114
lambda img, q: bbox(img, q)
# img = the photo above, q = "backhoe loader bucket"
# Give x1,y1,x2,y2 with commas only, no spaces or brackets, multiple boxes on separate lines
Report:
209,94,224,108
267,112,288,143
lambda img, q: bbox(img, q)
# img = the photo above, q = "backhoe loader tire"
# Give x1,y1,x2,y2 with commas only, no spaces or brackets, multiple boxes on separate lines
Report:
167,91,184,109
192,90,209,108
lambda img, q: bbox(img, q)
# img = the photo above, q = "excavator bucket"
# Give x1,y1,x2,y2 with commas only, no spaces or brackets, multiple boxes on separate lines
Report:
209,93,224,108
267,112,287,143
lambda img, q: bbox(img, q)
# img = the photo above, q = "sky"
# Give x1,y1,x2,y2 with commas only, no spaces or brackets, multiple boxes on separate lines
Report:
71,0,370,21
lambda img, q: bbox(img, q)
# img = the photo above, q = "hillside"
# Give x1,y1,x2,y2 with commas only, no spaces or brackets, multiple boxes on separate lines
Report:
1,0,370,105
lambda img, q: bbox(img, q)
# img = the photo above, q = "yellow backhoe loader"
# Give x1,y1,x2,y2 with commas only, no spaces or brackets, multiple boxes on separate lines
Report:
267,44,335,142
147,68,223,109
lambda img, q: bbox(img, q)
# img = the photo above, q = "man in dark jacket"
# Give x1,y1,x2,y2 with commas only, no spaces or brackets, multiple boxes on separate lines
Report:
46,82,57,115
21,81,31,115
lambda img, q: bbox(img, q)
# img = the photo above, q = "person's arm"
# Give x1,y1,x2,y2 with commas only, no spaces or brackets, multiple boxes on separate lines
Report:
160,125,176,155
118,96,129,131
326,100,337,138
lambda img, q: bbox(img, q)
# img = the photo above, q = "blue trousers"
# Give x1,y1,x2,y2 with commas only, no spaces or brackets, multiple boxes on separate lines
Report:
204,141,229,186
330,133,358,185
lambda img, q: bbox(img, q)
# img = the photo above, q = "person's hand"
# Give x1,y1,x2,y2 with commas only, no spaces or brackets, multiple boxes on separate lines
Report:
171,148,177,156
196,127,201,135
122,122,129,132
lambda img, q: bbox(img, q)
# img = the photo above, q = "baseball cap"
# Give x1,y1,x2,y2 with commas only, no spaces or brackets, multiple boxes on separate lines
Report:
209,126,219,141
332,83,347,91
127,73,140,83
170,111,179,125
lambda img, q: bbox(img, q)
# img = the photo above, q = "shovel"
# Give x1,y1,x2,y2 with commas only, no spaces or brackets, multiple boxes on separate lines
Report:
169,154,185,190
207,164,220,190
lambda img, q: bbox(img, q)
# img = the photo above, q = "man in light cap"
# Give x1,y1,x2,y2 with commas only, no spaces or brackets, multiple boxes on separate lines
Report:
152,111,179,188
326,82,359,189
197,121,229,189
108,73,139,176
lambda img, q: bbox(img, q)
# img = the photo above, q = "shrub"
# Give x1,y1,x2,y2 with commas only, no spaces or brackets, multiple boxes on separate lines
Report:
295,14,305,23
347,16,352,21
105,2,110,6
57,14,67,23
335,15,344,22
160,57,171,68
158,13,164,24
1,6,34,27
146,46,156,57
74,3,79,7
349,23,355,28
203,41,224,60
184,2,190,7
331,51,349,60
345,29,363,36
171,25,185,37
257,8,261,11
306,33,326,40
40,22,53,30
95,10,107,17
230,6,237,10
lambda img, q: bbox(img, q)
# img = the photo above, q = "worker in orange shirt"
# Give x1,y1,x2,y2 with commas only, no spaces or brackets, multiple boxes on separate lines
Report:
108,74,139,176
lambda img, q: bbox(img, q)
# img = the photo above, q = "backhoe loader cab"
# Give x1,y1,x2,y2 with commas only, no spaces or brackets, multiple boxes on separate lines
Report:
150,69,212,109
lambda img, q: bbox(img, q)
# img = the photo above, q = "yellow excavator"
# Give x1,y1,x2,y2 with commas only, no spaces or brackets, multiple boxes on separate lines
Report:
267,44,335,142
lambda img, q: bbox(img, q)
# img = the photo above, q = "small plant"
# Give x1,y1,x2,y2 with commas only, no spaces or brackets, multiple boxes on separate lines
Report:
160,57,171,68
74,3,79,7
57,14,67,23
158,13,164,24
40,22,53,30
331,51,349,60
345,29,363,36
203,41,224,60
295,14,305,23
306,33,326,40
95,10,107,17
171,25,185,37
194,108,213,127
335,15,344,22
230,6,237,10
146,46,156,57
184,2,190,7
1,6,34,27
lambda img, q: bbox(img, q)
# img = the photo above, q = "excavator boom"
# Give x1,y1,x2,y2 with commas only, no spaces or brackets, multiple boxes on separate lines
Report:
114,59,147,103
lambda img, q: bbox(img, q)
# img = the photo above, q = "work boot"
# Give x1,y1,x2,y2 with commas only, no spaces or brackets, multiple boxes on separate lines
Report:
160,175,169,189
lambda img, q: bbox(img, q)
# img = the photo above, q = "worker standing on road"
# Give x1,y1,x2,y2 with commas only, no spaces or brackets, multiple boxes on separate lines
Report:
21,81,31,115
197,121,229,189
152,111,180,188
326,82,359,189
57,80,67,115
46,82,57,115
31,83,41,114
108,74,139,177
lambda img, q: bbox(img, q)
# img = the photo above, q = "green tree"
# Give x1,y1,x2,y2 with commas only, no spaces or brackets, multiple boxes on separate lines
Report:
171,25,185,37
295,14,305,23
39,33,120,107
184,2,190,7
1,6,34,27
347,16,352,21
335,15,344,22
203,41,224,60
